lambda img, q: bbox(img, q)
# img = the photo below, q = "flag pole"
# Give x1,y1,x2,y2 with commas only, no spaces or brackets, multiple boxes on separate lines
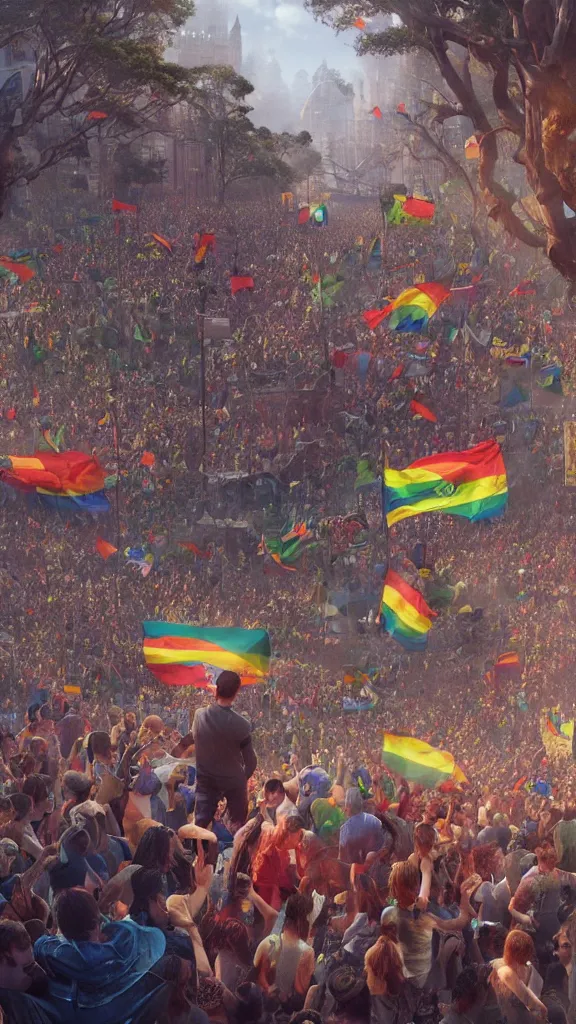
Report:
382,438,390,569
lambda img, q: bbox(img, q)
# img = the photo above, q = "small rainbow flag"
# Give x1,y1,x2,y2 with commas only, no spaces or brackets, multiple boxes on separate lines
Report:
143,622,271,687
380,570,437,651
363,282,450,333
382,733,468,788
385,439,507,526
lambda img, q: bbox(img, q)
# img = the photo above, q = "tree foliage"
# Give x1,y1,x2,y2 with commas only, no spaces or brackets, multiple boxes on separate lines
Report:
0,0,196,213
181,67,319,199
306,0,576,285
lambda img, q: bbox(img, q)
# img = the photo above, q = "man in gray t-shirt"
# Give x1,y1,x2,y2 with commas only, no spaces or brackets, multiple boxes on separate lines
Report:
192,671,257,833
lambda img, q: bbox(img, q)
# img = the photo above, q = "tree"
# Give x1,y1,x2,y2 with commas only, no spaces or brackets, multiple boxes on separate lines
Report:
306,0,576,285
181,67,318,200
113,144,167,195
0,0,195,216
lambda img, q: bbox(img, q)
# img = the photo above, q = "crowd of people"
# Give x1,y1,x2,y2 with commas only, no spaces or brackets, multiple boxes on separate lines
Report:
0,671,573,1024
0,176,576,1021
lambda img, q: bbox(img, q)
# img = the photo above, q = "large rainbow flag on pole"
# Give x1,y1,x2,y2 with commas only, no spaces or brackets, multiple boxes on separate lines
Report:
382,733,468,788
363,282,450,333
380,570,437,651
0,451,110,513
385,440,507,526
142,622,271,687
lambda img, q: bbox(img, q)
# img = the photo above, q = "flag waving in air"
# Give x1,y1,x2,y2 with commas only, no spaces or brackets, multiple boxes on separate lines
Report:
384,439,508,526
143,622,271,687
380,570,437,651
0,450,110,513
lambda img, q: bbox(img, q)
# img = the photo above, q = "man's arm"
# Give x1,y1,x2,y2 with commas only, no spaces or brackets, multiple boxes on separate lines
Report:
240,734,257,779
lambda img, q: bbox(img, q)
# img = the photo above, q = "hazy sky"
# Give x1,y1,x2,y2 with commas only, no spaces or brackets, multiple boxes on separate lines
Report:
232,0,361,82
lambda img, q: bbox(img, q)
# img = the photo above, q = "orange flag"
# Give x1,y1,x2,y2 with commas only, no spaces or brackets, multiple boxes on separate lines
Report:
148,233,173,253
354,17,366,28
140,451,155,467
372,106,383,119
87,111,108,121
96,537,118,560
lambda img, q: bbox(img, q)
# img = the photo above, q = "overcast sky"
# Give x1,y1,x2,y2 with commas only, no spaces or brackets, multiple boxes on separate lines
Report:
232,0,361,82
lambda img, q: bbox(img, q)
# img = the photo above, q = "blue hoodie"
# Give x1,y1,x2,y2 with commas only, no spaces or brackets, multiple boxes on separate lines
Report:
35,918,165,1010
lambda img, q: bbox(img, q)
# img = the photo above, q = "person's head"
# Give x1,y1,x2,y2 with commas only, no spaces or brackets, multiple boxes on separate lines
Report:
86,731,113,765
130,868,169,928
37,704,54,734
69,801,107,852
124,711,137,733
216,671,241,703
0,839,19,881
283,892,313,941
503,928,535,968
62,770,92,805
354,873,381,921
216,918,252,964
108,706,122,727
472,842,505,882
0,920,37,991
1,733,17,761
536,844,558,873
22,774,53,817
263,778,286,810
344,786,363,818
9,792,33,823
236,982,266,1024
0,797,13,829
54,887,102,941
133,824,176,874
562,806,576,822
477,922,507,961
414,822,436,858
554,928,573,968
389,860,419,909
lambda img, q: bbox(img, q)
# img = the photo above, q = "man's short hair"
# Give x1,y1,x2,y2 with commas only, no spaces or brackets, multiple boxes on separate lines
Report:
264,779,285,796
54,887,100,942
0,921,31,961
216,671,241,700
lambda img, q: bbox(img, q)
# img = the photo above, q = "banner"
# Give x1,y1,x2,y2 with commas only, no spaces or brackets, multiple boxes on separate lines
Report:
565,421,576,486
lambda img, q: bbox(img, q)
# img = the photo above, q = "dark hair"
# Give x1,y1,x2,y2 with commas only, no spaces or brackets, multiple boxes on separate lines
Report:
216,671,241,700
133,825,172,872
130,868,164,918
54,887,100,941
216,918,252,965
284,892,313,941
564,807,576,822
9,793,32,821
355,873,382,921
452,966,488,1010
0,920,31,961
264,779,285,797
22,774,49,806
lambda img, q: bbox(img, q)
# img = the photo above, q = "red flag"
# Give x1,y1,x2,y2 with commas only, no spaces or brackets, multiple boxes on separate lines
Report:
0,259,35,283
87,111,108,121
298,206,310,224
372,106,383,119
354,17,366,28
52,243,64,254
140,451,155,467
112,198,137,213
5,408,16,421
410,398,437,422
231,276,254,295
148,233,172,253
388,364,404,381
178,541,212,559
397,102,407,114
96,537,118,560
509,279,536,296
363,305,392,330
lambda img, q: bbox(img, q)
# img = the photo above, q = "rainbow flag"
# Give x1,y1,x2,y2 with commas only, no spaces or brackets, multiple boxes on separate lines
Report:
380,570,437,651
142,622,271,687
363,282,450,333
385,439,507,526
0,451,110,513
383,733,468,788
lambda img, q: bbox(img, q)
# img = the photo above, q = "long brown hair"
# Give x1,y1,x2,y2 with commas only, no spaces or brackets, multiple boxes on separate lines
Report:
389,860,419,909
366,926,405,995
